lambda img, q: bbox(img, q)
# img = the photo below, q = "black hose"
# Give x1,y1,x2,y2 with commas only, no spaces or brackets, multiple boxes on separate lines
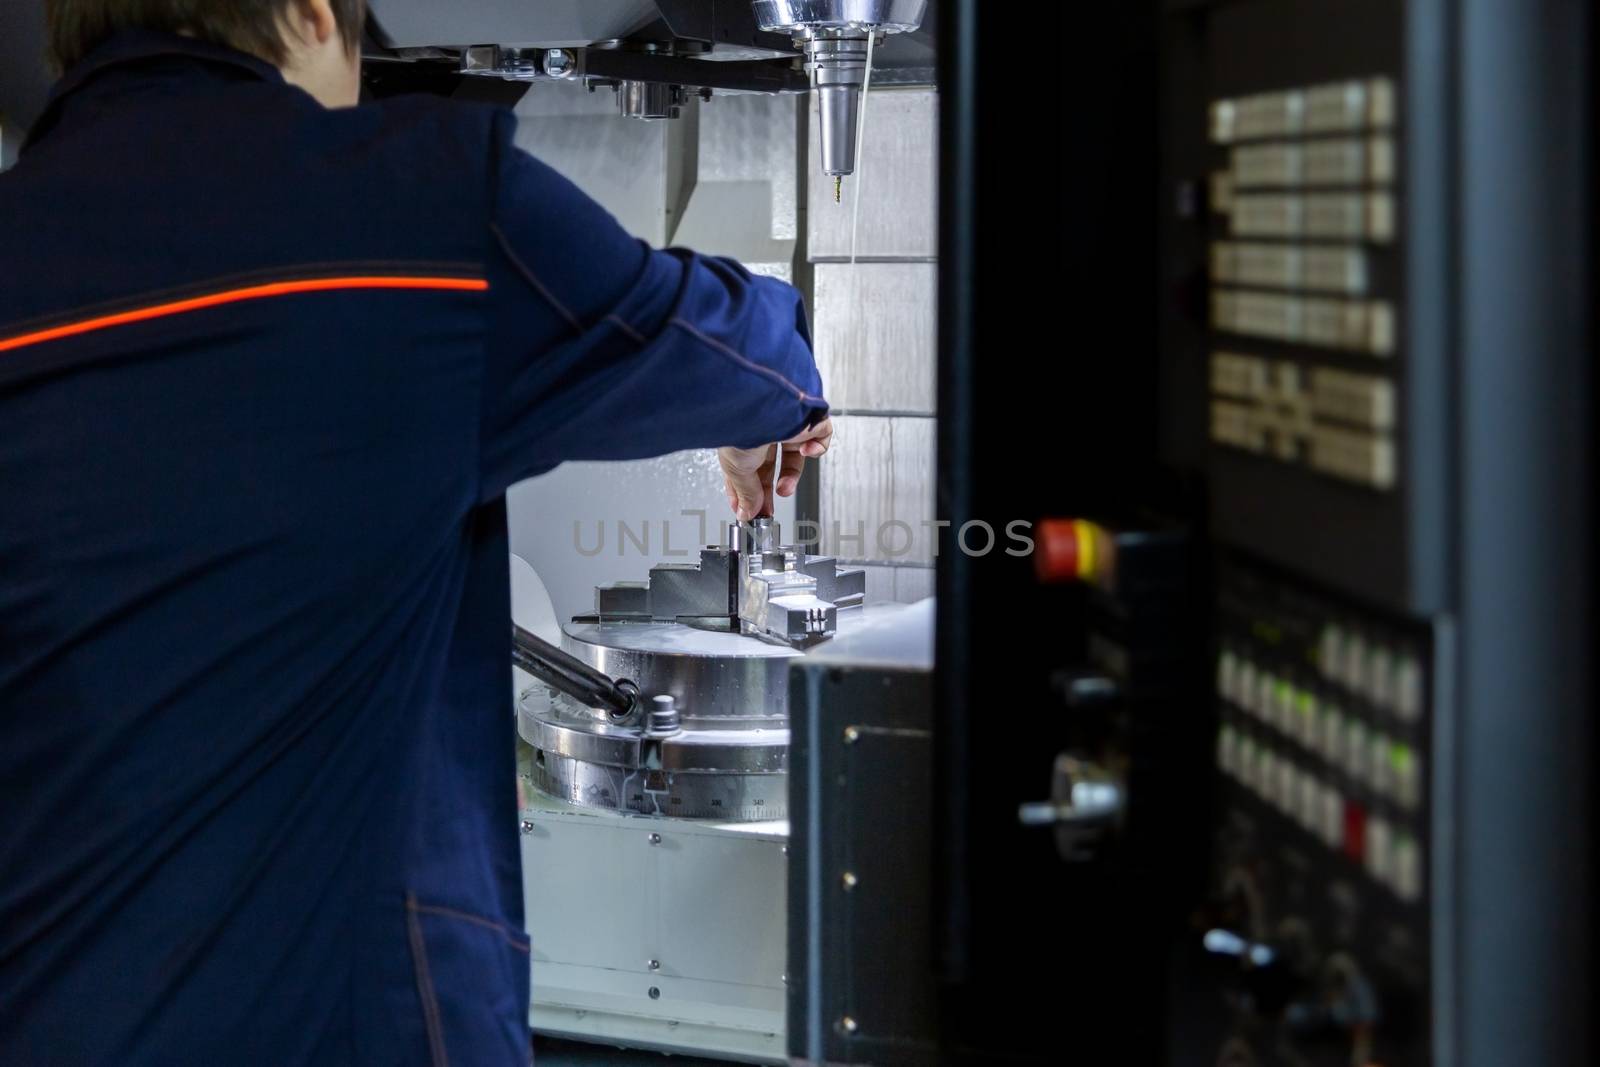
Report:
511,624,638,719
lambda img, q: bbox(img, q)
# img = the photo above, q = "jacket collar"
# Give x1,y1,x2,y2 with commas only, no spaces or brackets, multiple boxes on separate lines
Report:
25,30,284,152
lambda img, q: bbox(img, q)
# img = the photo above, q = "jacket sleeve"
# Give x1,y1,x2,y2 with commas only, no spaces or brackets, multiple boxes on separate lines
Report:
477,113,828,501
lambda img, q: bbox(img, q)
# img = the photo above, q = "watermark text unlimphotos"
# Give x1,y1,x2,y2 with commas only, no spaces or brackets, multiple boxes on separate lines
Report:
572,510,1035,559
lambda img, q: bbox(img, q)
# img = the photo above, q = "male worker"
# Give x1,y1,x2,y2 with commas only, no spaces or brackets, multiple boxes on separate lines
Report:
0,1,831,1062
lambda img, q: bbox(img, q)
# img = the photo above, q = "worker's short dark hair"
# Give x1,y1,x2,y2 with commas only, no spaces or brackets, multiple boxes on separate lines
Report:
45,0,366,71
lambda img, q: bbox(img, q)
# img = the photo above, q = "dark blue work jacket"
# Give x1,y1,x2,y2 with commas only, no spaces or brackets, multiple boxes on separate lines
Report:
0,31,826,1066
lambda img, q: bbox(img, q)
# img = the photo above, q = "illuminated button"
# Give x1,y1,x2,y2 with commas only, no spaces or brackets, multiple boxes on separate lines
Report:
1319,625,1344,680
1320,787,1345,848
1319,703,1345,761
1391,744,1421,810
1394,653,1423,721
1368,732,1394,797
1294,689,1318,748
1392,834,1423,902
1366,815,1394,885
1343,718,1369,782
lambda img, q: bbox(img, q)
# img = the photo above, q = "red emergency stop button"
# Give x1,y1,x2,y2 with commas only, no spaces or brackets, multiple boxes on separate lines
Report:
1035,518,1102,584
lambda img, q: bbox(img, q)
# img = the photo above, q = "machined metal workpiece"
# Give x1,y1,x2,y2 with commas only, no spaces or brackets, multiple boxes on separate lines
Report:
588,517,864,646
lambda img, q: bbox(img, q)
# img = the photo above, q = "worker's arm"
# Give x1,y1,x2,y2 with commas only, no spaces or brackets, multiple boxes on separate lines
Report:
478,120,828,504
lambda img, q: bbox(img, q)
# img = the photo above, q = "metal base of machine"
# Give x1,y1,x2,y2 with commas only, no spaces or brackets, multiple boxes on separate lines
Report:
519,784,788,1066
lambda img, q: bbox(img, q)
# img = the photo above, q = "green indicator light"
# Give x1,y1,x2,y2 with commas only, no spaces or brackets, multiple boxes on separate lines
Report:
1296,692,1314,715
1275,681,1292,703
1390,744,1412,771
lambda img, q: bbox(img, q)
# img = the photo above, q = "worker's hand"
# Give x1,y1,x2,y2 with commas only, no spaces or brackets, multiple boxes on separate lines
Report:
719,417,834,521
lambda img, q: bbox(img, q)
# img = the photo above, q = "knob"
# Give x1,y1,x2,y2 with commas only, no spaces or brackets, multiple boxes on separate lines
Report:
1201,926,1301,1018
1017,753,1125,861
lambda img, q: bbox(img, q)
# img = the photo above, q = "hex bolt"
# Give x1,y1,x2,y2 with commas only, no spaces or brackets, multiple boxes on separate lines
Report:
648,959,660,971
648,832,662,846
648,986,661,1000
519,820,535,836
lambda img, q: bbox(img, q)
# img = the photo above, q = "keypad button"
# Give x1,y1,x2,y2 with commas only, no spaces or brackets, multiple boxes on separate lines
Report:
1238,660,1259,715
1319,703,1344,761
1320,625,1344,680
1273,679,1296,734
1342,633,1368,694
1218,649,1238,701
1296,771,1320,829
1293,689,1318,747
1392,744,1421,810
1274,756,1297,814
1394,653,1423,722
1259,749,1281,804
1257,670,1278,723
1368,645,1394,709
1217,725,1235,776
1240,738,1262,794
1366,815,1394,885
1343,717,1369,781
1392,834,1423,902
1320,787,1345,848
1368,731,1394,797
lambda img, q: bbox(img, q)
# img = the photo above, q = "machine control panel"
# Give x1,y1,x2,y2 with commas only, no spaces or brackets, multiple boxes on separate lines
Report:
1207,76,1401,495
1202,560,1435,1066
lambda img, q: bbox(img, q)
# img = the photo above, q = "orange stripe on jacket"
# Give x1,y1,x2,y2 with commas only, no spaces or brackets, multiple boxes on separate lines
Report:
0,276,490,355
